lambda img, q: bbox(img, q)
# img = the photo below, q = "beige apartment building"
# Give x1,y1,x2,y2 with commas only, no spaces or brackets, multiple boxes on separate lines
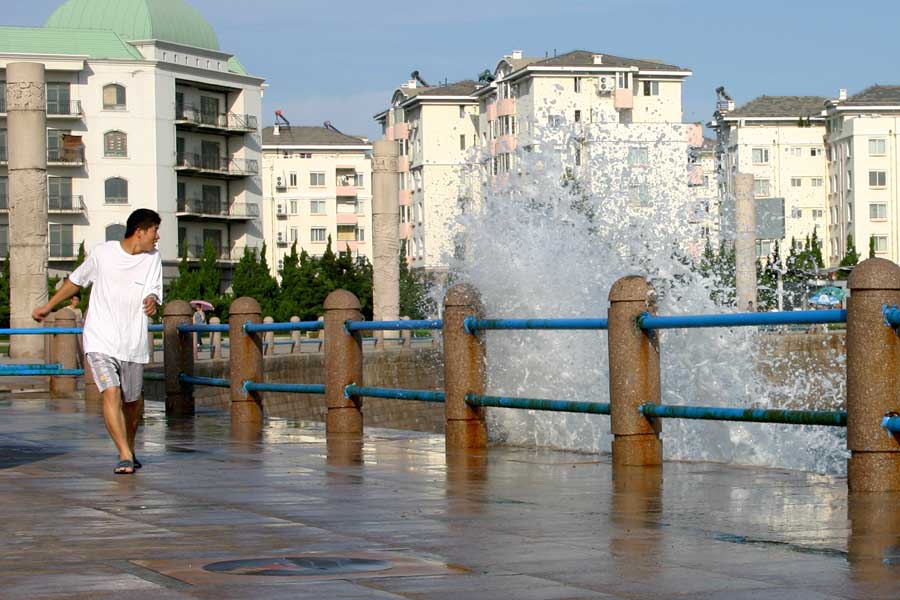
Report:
260,125,372,277
687,137,720,253
0,0,264,288
823,86,900,265
710,95,829,261
374,78,480,271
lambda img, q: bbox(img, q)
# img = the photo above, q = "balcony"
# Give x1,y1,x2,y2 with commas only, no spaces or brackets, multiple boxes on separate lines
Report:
48,146,85,167
0,99,83,118
175,152,258,179
49,195,86,214
336,212,359,225
336,174,360,197
175,106,258,135
176,198,259,221
49,243,79,261
181,244,261,264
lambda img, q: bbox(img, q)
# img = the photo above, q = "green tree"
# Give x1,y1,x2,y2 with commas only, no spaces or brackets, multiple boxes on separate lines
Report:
166,239,225,316
231,243,278,318
836,234,860,280
399,243,435,319
869,235,876,259
757,240,781,310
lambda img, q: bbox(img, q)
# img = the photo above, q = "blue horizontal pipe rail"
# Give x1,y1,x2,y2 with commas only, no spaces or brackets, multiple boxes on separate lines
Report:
179,374,230,388
142,372,165,381
346,320,443,332
639,403,847,427
177,323,230,333
466,393,611,414
883,416,900,434
148,324,163,332
464,317,608,333
344,384,446,403
638,309,847,330
243,381,326,395
244,321,323,333
884,306,900,329
0,363,62,370
0,368,84,376
0,327,83,335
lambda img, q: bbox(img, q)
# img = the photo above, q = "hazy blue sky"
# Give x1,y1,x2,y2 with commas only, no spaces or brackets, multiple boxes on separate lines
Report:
7,0,900,139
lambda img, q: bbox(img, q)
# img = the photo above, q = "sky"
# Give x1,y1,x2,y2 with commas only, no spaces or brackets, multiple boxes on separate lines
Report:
6,0,900,140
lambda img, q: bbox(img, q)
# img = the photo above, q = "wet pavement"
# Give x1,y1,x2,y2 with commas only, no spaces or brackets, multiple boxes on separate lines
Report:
1,394,899,599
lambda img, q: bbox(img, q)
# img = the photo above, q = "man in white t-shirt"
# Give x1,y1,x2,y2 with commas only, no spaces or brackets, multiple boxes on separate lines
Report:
33,209,163,475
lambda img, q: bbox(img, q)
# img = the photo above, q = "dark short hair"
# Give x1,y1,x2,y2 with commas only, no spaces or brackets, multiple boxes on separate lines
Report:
125,209,161,238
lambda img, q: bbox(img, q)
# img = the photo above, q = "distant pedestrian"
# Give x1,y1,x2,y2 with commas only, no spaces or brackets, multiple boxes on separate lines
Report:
32,209,162,475
193,304,206,349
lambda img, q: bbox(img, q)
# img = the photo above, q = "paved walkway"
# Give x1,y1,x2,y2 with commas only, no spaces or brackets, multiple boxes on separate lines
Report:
1,394,899,599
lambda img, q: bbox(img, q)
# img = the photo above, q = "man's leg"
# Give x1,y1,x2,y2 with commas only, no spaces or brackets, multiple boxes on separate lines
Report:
122,394,143,454
101,386,133,467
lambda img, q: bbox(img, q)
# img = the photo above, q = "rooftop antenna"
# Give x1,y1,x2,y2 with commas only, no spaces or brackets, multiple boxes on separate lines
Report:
273,109,290,135
411,70,429,87
323,121,344,135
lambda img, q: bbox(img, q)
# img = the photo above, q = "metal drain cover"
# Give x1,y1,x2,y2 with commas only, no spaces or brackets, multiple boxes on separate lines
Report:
204,556,392,577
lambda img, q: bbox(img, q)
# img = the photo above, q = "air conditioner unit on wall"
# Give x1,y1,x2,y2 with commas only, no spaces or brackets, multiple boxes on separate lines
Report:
276,176,285,188
277,231,284,243
597,76,616,95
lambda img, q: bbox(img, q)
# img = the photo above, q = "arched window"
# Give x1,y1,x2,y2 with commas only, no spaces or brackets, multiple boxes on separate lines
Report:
105,224,126,241
102,84,126,110
105,177,128,204
104,130,127,157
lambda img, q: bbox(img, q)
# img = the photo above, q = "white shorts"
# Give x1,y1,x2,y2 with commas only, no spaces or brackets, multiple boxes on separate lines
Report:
86,352,144,403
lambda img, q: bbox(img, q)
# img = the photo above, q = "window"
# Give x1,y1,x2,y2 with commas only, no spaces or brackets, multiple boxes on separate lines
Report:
812,209,823,220
846,142,852,158
616,72,629,89
574,110,581,123
399,172,406,190
574,77,582,93
629,183,651,208
49,176,73,210
309,172,325,186
873,235,888,253
356,228,365,242
46,82,71,115
337,225,356,241
869,170,887,187
0,177,5,210
628,147,649,166
289,172,297,187
811,177,823,187
847,171,852,190
0,224,8,256
752,148,769,164
791,177,802,187
290,228,298,243
102,84,126,110
104,177,128,204
869,138,886,156
460,134,466,151
459,105,466,119
870,203,888,220
353,172,365,187
574,147,581,167
297,152,312,159
753,178,770,197
810,147,822,157
290,200,298,215
642,80,659,96
311,227,326,243
548,115,564,128
791,208,803,218
310,199,325,215
789,147,803,157
49,224,74,258
105,224,125,241
104,130,127,157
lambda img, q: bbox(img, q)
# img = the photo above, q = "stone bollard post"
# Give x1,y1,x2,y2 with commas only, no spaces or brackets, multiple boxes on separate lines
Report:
209,317,222,359
262,316,275,356
846,258,900,491
324,290,363,435
400,316,412,349
49,308,77,396
289,316,301,354
608,276,662,466
443,284,487,449
163,300,194,416
229,298,264,429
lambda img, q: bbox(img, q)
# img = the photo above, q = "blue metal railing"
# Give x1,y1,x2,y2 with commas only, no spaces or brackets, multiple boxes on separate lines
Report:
0,327,83,335
346,319,442,332
466,393,611,414
143,372,165,381
178,323,230,333
0,363,62,370
884,306,900,329
148,324,163,332
245,321,323,333
344,384,445,403
243,381,325,395
882,415,900,434
464,317,608,333
640,403,847,427
637,309,847,330
179,374,230,388
0,368,84,376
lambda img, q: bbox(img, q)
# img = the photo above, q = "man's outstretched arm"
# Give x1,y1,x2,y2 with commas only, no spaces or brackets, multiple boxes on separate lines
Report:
32,279,82,322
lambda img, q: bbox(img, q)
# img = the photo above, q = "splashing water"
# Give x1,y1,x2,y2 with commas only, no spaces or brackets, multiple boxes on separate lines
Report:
445,124,848,474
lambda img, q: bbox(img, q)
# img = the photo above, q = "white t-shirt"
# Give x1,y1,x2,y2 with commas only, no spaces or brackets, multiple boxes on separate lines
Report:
69,241,163,363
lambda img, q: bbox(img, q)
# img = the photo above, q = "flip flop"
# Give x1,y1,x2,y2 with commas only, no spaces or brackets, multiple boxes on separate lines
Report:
114,459,135,475
133,455,142,469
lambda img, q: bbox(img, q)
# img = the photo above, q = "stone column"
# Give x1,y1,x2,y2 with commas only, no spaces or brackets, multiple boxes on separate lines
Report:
7,63,48,359
229,297,264,430
49,308,77,397
289,316,301,353
846,258,900,491
443,284,487,449
372,140,400,338
209,317,222,359
163,301,194,416
608,276,662,466
324,290,363,435
262,316,275,355
734,173,757,312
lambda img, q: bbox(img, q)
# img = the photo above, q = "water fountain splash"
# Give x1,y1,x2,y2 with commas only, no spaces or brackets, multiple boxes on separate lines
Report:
444,125,848,474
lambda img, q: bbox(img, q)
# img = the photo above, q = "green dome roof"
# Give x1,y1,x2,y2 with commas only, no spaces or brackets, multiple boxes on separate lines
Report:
45,0,220,51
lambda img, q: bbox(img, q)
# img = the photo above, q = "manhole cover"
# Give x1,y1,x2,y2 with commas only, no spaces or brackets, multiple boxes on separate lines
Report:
203,556,393,577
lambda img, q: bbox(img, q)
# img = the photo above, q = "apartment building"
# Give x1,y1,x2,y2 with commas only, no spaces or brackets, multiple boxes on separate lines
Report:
687,137,720,253
710,95,829,261
0,0,264,288
260,125,372,277
823,86,900,265
374,78,480,272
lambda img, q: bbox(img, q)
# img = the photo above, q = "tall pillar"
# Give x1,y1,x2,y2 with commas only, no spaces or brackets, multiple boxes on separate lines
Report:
372,140,400,338
7,63,48,358
846,258,900,491
734,173,756,312
608,276,662,466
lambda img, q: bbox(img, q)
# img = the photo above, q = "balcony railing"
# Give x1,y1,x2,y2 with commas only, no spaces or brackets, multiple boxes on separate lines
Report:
48,147,85,166
49,243,79,260
177,198,259,219
47,101,83,117
181,244,262,263
49,195,85,213
175,106,258,132
175,152,258,177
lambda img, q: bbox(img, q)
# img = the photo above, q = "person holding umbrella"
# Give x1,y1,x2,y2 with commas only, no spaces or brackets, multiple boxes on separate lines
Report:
191,301,209,350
